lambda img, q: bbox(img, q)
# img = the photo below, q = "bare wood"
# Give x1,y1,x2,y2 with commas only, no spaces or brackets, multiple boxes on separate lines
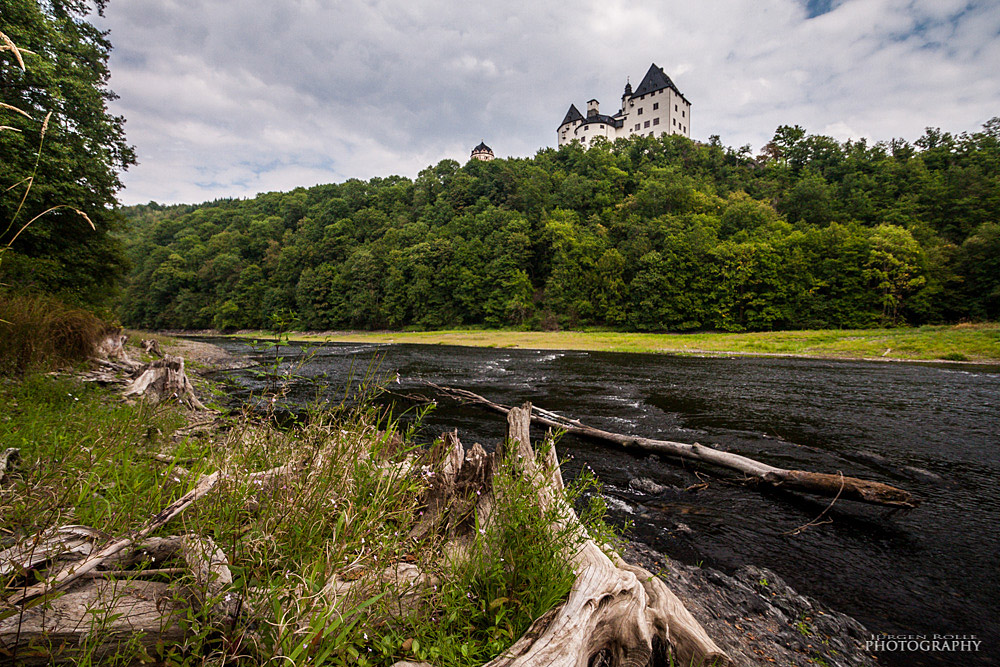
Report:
123,354,206,410
6,471,221,605
426,382,919,508
80,567,187,578
0,446,18,483
0,579,186,665
178,534,240,621
396,404,729,667
0,525,103,577
141,338,163,357
93,331,136,367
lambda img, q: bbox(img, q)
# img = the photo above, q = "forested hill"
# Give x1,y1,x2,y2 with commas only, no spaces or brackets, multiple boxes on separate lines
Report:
119,122,1000,332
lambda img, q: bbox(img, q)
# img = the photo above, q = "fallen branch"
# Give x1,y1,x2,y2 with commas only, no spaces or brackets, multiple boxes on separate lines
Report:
425,382,919,508
390,405,729,667
6,471,222,605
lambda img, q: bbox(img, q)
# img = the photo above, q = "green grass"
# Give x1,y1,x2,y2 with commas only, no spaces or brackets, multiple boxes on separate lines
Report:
243,323,1000,363
0,371,609,665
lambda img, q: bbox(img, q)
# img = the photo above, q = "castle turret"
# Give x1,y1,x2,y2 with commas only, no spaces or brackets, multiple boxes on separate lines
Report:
621,81,633,115
587,99,600,118
470,141,494,162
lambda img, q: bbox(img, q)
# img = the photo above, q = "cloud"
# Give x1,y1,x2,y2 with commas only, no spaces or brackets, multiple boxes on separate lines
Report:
96,0,1000,204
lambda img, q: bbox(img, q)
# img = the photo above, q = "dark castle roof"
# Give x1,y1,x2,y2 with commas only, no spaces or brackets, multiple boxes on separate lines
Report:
560,104,584,126
580,114,623,129
631,63,688,103
472,141,493,154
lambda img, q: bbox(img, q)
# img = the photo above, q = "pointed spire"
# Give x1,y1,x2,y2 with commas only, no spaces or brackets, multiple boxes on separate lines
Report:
631,63,682,98
560,104,584,126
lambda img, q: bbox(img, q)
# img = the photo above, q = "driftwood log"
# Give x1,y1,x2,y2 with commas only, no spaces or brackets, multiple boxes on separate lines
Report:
0,533,237,665
122,354,206,410
425,383,919,509
1,404,727,665
390,404,728,667
93,331,132,365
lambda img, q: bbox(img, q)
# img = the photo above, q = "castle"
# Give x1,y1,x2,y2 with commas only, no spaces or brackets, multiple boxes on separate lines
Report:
557,63,691,147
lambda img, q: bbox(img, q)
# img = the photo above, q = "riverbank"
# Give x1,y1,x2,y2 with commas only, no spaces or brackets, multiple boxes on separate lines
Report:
1,334,890,666
231,323,1000,363
193,337,882,666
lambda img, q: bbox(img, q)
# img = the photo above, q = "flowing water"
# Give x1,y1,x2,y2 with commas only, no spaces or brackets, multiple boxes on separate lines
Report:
207,338,1000,666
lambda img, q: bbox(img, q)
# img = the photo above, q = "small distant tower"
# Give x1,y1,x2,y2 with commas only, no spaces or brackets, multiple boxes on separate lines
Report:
470,141,495,161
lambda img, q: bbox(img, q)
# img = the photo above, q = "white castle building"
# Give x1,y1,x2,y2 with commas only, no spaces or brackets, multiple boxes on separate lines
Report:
557,63,691,147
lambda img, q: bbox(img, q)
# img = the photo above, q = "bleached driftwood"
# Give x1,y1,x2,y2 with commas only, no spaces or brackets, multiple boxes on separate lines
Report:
123,354,206,410
141,338,163,358
0,525,102,577
0,446,18,483
391,405,728,667
426,383,919,509
0,534,237,665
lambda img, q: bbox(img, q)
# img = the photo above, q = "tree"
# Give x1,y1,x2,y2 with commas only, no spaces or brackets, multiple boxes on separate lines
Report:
1,0,134,304
865,224,926,325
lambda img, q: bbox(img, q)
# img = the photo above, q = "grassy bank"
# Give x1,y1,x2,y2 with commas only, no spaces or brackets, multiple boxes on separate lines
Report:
245,323,1000,363
0,349,611,665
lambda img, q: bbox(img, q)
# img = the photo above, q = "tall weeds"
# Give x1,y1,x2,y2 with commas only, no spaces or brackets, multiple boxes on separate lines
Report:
0,291,111,375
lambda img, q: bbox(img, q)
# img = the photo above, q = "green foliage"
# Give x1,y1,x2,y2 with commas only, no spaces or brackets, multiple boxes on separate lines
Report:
1,1,134,305
119,120,1000,332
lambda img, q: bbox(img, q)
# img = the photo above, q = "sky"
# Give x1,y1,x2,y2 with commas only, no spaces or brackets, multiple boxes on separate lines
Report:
94,0,1000,206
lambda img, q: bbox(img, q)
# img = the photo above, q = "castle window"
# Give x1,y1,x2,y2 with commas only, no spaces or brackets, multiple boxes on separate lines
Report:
675,104,678,111
600,124,604,129
673,118,676,126
682,110,685,117
637,108,643,115
634,123,640,131
644,120,650,128
653,117,660,125
653,102,659,110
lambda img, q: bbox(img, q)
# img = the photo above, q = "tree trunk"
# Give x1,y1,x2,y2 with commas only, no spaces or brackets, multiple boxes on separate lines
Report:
122,354,207,410
391,404,729,667
424,382,919,508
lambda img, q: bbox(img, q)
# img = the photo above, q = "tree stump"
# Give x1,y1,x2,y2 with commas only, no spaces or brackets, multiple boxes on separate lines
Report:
122,354,206,410
395,404,729,667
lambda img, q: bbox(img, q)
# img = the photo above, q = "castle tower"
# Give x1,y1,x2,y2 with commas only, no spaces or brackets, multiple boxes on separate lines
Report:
470,141,495,161
557,63,690,147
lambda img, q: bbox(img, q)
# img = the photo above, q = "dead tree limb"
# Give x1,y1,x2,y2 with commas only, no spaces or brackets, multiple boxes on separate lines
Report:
424,382,919,508
391,404,729,667
141,338,163,358
6,471,222,605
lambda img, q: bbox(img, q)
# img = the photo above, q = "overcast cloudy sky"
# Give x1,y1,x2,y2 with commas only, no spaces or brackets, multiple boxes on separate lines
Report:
95,0,1000,205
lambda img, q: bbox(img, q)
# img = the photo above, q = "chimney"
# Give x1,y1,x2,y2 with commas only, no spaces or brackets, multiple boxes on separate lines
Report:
587,99,599,118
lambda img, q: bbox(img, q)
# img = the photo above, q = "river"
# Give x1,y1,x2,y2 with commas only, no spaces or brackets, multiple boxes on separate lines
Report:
206,338,1000,666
